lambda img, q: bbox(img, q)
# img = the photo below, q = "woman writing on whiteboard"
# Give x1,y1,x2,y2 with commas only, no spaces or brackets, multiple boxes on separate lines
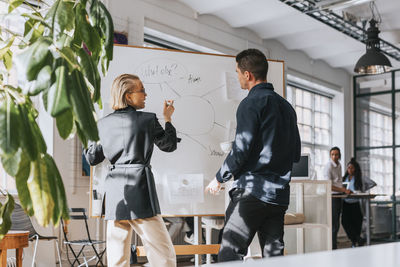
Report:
85,74,178,267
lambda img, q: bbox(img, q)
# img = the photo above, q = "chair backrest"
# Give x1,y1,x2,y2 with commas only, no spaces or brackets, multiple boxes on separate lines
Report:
10,203,37,238
62,208,93,242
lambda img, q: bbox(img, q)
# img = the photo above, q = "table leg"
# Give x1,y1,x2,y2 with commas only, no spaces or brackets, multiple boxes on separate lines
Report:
194,216,202,267
0,249,6,267
16,248,23,267
366,198,371,245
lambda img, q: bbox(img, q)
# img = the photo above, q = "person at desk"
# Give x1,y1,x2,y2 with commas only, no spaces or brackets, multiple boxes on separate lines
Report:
323,147,351,250
85,74,178,267
342,158,364,247
205,48,301,262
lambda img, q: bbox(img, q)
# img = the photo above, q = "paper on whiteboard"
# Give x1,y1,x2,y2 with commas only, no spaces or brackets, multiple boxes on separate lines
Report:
225,72,248,101
167,174,204,204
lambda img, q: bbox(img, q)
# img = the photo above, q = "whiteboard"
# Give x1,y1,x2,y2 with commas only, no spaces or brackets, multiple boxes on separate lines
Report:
90,45,284,217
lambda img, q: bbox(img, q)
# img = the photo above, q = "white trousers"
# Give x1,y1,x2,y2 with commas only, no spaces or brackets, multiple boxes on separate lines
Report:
106,215,176,267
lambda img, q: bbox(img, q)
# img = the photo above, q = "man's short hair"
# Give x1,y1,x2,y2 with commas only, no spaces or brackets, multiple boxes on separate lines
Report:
236,49,268,81
330,146,341,159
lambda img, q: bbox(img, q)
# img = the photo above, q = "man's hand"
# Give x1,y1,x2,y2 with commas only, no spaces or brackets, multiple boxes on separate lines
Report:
205,178,222,195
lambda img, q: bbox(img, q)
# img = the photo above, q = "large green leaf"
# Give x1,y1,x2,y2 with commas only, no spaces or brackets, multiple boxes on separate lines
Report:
28,111,47,154
89,0,114,75
44,0,75,39
27,157,54,226
0,95,20,156
75,3,101,58
7,0,24,13
43,154,69,226
46,63,71,116
2,50,13,71
17,104,38,160
0,193,15,241
59,47,79,71
23,18,45,44
0,36,15,58
28,65,52,96
17,103,47,160
15,37,53,81
15,152,33,216
77,48,101,102
43,154,60,225
69,70,99,143
56,108,74,139
1,148,22,177
75,121,88,148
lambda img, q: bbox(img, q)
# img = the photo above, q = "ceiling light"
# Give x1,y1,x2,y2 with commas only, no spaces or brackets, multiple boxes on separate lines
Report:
354,19,392,75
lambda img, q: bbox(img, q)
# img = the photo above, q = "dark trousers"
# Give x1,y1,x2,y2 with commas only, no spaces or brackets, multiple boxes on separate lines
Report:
218,189,287,262
332,198,342,249
341,201,363,245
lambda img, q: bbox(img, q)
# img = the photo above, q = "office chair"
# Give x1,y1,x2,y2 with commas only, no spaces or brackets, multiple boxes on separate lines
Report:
61,208,106,267
10,203,62,267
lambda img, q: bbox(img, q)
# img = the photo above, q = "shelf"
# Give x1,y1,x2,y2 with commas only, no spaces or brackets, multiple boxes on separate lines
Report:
285,223,330,229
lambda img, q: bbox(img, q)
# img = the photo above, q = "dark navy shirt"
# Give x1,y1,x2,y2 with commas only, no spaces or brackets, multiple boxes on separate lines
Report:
216,82,301,206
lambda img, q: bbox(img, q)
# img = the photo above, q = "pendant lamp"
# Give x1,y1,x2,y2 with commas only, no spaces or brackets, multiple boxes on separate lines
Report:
354,19,391,74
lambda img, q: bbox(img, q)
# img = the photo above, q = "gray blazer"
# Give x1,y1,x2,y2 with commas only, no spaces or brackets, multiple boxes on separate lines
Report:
85,106,177,220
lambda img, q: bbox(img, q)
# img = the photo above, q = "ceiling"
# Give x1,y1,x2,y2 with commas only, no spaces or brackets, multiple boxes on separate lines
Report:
178,0,400,74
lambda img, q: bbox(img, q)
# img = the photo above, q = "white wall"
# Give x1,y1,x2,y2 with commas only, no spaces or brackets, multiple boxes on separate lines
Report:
107,0,352,163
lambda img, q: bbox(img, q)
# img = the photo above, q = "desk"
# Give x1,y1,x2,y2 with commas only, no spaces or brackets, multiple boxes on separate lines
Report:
332,193,378,245
216,241,400,267
0,230,29,267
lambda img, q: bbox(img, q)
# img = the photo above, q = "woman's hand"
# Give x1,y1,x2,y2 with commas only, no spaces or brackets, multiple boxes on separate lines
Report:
344,188,352,194
163,100,175,122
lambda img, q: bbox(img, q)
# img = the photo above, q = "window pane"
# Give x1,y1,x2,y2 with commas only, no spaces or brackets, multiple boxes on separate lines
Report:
301,125,312,143
315,128,322,144
314,95,321,111
314,112,321,127
321,129,330,145
358,149,393,200
355,72,392,95
355,93,392,147
296,89,303,106
321,113,330,129
395,93,400,145
303,91,312,108
296,107,303,123
303,108,312,125
321,97,330,113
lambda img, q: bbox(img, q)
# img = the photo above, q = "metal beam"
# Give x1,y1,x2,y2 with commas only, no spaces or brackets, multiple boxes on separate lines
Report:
279,0,400,61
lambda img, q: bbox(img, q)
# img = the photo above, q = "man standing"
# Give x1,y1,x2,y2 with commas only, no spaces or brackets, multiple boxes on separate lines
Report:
206,49,301,262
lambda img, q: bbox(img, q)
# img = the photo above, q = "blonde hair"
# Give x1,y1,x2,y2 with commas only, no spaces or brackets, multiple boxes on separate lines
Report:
110,74,140,110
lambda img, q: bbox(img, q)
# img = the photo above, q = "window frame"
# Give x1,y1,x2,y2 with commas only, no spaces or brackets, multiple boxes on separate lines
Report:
287,80,334,180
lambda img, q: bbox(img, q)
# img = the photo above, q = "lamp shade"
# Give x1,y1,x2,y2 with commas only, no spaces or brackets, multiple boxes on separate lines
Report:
354,19,392,75
354,49,392,74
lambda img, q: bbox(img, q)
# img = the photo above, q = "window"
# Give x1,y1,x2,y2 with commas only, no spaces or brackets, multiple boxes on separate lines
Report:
143,27,223,54
287,82,333,180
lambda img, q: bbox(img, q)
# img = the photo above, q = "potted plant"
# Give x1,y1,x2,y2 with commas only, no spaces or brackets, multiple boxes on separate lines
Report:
0,0,114,239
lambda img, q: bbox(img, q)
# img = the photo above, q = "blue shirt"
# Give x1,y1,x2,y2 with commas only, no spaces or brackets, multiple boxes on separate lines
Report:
216,83,301,206
344,176,359,204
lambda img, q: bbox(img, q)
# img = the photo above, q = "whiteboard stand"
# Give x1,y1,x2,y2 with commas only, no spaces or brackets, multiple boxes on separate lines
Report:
194,216,202,266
